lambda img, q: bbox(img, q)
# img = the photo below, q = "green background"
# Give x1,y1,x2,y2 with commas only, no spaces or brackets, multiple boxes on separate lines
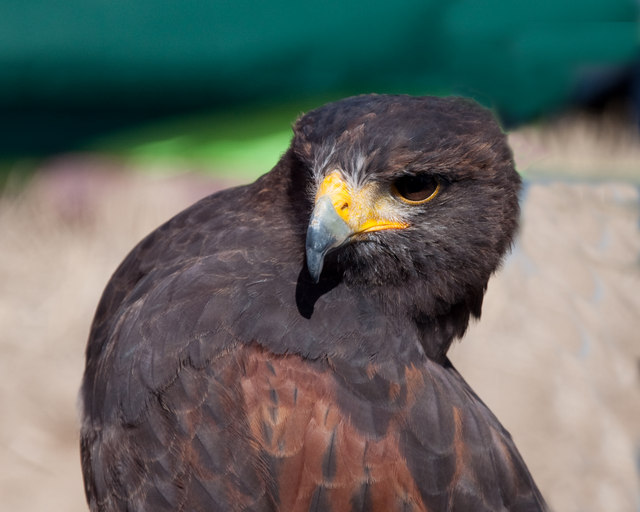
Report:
0,0,637,173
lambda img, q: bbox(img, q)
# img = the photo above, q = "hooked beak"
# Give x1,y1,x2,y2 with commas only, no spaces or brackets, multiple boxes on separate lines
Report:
305,195,351,282
305,171,408,282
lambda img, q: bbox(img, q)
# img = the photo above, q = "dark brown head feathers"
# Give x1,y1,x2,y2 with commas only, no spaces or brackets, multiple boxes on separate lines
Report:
293,94,520,358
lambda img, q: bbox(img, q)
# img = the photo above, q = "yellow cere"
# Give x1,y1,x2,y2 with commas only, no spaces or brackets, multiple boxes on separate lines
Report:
316,170,409,234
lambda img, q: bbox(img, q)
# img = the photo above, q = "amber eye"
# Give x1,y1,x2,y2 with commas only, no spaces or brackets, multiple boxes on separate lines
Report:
392,174,441,204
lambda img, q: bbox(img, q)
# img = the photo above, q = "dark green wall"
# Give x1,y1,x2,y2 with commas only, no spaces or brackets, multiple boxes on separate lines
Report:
0,0,637,154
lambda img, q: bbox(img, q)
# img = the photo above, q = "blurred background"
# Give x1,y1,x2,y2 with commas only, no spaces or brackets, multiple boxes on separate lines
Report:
0,1,638,511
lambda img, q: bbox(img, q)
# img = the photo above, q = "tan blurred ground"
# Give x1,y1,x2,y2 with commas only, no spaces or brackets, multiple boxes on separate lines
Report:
0,117,639,511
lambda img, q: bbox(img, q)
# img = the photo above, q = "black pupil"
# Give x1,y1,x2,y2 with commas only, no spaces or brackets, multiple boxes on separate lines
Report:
395,175,438,202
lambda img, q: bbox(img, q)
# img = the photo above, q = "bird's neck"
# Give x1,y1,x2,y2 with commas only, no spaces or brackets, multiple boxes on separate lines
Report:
366,283,481,363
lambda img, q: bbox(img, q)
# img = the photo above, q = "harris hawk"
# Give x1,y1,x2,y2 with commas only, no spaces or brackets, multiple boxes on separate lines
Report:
80,94,548,511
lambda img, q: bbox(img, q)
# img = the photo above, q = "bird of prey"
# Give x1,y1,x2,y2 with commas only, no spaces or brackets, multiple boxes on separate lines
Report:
80,94,548,511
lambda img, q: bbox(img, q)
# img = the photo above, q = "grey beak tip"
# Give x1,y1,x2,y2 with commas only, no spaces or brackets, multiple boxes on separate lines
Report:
305,236,324,283
305,195,352,284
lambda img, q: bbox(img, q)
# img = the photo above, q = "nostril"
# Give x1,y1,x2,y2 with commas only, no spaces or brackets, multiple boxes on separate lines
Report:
340,202,349,211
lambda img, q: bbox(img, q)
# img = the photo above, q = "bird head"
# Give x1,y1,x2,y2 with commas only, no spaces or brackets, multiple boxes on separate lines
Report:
292,94,520,355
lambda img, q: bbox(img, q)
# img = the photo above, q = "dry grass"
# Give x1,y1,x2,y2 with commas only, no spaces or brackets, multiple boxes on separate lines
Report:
0,118,638,511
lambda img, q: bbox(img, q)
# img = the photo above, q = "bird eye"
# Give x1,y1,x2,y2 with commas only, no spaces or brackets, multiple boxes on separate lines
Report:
392,174,441,204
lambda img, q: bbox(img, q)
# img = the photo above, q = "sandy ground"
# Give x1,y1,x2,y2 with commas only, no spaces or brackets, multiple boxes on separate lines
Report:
0,119,639,511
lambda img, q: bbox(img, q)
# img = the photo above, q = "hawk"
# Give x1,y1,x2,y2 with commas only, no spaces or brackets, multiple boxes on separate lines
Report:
81,94,548,511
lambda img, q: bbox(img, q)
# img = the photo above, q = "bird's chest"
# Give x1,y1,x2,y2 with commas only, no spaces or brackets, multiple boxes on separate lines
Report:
239,346,429,512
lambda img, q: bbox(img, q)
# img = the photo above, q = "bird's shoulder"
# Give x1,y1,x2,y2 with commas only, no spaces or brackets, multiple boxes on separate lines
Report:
82,174,292,406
